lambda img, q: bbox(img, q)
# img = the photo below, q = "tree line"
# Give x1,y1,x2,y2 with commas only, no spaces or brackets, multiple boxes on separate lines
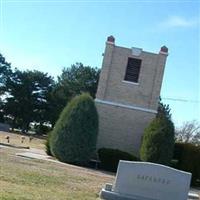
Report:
0,53,199,144
0,53,100,133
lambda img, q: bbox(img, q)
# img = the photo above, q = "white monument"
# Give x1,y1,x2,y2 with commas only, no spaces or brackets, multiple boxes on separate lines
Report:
100,160,199,200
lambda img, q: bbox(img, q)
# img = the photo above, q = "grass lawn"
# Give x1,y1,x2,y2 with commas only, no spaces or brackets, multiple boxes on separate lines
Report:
0,131,46,150
0,131,114,200
1,131,199,199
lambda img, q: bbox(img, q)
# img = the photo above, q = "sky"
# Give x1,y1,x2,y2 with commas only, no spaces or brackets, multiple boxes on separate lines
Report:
0,0,199,127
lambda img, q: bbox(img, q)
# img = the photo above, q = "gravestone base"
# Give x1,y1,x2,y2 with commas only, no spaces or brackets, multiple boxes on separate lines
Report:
100,184,155,200
100,184,199,200
188,193,200,200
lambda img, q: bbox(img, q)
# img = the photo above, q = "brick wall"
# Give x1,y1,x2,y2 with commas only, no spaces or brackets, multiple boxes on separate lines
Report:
96,37,168,154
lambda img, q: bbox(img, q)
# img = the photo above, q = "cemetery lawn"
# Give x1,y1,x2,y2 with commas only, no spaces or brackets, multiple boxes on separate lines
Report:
0,131,45,149
0,133,114,200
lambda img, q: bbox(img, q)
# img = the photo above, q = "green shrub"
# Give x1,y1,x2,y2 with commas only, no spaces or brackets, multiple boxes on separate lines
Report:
0,111,4,123
35,124,51,135
173,143,200,186
50,93,98,165
140,116,175,165
98,148,139,172
45,131,52,156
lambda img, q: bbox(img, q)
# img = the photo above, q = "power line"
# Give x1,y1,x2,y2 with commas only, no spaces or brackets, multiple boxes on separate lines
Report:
162,97,200,103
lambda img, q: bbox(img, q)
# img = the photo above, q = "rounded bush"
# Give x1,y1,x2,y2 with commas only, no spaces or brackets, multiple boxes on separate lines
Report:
140,116,175,165
45,131,52,156
50,93,98,165
98,148,139,172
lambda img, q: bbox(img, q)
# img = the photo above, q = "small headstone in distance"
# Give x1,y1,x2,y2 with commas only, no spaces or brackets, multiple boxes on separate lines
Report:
29,136,33,143
5,135,10,143
21,136,25,143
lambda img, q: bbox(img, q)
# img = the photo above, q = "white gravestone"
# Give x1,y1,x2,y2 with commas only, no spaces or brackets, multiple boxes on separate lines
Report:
100,161,199,200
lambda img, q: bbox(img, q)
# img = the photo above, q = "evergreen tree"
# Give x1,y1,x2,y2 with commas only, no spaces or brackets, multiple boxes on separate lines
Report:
50,93,98,165
4,70,54,131
140,100,175,165
157,98,171,120
48,63,100,126
0,53,12,95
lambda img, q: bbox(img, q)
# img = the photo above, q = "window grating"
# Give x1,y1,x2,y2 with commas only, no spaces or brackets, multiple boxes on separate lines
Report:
124,58,141,83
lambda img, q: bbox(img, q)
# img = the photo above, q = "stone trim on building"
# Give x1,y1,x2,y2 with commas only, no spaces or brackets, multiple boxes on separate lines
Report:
95,99,157,114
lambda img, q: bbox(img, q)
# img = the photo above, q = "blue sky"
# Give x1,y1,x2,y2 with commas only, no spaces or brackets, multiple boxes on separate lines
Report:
0,0,199,127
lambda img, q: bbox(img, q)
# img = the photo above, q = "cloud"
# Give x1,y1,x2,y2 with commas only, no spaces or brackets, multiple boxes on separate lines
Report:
160,16,199,29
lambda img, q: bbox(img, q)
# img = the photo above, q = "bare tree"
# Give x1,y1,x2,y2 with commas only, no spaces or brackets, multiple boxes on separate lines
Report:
175,120,200,145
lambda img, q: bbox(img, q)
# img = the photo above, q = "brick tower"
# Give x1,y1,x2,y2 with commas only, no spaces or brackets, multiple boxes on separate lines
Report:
95,36,168,154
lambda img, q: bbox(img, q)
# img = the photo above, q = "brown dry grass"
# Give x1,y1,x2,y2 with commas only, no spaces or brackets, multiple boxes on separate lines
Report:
0,131,45,150
0,131,199,199
0,145,114,200
0,131,114,199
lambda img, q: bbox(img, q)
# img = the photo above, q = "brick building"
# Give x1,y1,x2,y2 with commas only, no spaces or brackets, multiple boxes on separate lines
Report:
95,36,168,155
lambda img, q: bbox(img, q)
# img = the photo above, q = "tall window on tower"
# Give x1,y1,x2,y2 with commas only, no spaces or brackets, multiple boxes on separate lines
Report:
124,58,142,83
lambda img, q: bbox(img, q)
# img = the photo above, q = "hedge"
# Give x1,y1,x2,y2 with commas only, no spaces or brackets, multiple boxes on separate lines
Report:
173,143,200,186
98,148,139,172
